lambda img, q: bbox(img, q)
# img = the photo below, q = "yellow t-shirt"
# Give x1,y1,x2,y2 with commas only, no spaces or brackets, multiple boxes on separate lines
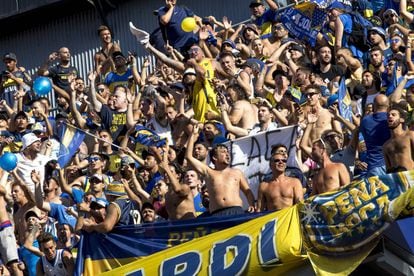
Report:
192,58,220,122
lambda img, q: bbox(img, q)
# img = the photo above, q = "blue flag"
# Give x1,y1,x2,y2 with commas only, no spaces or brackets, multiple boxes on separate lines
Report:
338,77,353,122
134,124,166,147
57,124,86,167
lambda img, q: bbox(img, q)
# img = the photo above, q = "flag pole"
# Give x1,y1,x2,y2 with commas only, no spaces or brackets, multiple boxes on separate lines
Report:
62,121,123,150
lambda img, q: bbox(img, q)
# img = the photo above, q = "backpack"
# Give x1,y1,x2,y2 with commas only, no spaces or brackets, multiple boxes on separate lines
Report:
348,11,373,52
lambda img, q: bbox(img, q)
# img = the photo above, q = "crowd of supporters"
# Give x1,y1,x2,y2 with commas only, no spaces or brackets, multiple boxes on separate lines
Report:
1,0,414,274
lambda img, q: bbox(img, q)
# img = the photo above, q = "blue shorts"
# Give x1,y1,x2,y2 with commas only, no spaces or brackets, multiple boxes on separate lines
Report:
210,206,244,217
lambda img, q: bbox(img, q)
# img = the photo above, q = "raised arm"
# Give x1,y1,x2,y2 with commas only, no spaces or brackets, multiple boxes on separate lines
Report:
58,168,74,195
185,124,211,176
400,0,414,23
299,113,317,158
82,203,119,233
87,71,102,112
154,146,191,197
121,178,142,209
32,170,51,212
145,44,185,73
159,1,175,25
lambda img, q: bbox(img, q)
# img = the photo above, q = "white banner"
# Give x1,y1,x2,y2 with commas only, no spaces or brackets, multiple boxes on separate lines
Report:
225,125,299,201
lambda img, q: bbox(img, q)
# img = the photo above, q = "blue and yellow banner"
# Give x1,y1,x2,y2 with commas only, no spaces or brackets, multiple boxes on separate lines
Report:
76,171,414,276
57,123,86,167
101,206,306,276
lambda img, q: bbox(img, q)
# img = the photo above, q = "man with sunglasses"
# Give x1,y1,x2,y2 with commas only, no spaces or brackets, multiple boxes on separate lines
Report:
68,153,110,193
302,85,341,144
257,146,303,211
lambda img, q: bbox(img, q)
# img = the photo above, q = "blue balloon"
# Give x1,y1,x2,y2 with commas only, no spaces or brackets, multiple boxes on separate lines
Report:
33,77,52,96
0,152,17,171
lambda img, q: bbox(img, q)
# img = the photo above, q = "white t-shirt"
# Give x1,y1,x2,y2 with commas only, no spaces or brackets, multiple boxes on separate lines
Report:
16,153,51,194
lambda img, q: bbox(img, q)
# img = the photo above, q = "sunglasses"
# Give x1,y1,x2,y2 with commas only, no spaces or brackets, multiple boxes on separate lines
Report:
384,13,396,19
272,158,287,163
306,92,319,98
187,48,200,54
391,38,401,43
88,156,101,162
324,134,338,140
97,88,105,93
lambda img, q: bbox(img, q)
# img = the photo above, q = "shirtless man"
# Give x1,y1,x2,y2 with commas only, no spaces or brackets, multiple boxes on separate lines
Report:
153,147,196,220
303,84,341,143
186,124,256,216
257,149,303,211
219,83,258,132
383,106,414,173
311,139,350,195
94,25,121,78
0,177,23,276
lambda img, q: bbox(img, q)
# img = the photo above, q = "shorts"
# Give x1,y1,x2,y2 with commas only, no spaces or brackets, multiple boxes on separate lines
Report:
387,166,407,174
0,221,19,264
210,206,244,217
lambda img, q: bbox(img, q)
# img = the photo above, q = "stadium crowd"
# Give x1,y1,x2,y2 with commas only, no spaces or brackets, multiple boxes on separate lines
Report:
1,0,414,274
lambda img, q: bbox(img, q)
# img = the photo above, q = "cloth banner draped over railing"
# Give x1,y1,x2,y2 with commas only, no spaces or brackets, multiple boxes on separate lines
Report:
77,170,414,275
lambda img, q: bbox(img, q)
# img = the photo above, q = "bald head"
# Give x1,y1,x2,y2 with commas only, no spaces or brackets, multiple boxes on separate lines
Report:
374,94,389,112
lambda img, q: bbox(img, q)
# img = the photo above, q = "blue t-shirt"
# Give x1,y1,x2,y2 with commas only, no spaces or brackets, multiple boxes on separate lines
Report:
49,203,77,228
360,112,390,170
158,5,198,51
254,9,278,39
193,193,206,213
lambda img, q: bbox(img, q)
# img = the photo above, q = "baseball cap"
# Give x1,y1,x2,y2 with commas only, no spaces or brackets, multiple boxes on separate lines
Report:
242,59,260,72
222,39,236,49
21,133,41,150
121,155,135,167
243,24,259,36
170,82,185,90
384,9,398,17
90,198,109,209
105,181,126,197
3,53,17,62
249,0,264,8
112,51,126,59
289,44,305,54
25,209,42,221
31,122,45,134
369,27,387,41
183,67,196,76
90,173,104,182
327,94,339,107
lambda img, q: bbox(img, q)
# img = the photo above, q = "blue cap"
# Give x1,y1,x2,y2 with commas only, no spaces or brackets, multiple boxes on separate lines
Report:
222,39,236,49
212,136,228,146
327,94,339,107
328,0,352,12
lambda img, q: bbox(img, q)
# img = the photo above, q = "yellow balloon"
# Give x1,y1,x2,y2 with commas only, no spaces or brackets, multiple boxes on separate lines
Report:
181,17,196,32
